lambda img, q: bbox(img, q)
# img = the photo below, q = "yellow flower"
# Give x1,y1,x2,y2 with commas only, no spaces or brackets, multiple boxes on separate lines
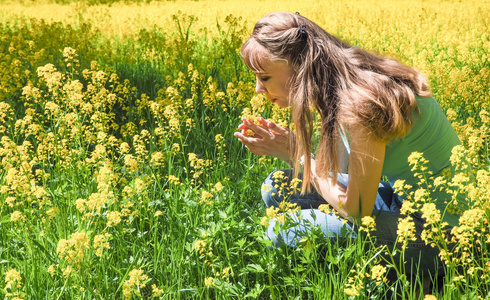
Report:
47,265,56,276
204,277,215,287
221,267,233,278
151,284,164,297
360,216,376,233
194,240,207,256
124,154,139,172
344,286,359,297
215,134,224,144
370,265,387,285
123,269,149,300
107,211,122,226
213,182,224,192
150,151,165,167
397,216,416,247
10,211,23,222
266,206,279,219
93,233,112,257
57,232,90,265
421,203,441,224
171,143,180,154
458,208,484,228
200,190,214,205
318,204,332,215
168,175,181,185
413,188,430,203
400,201,416,215
62,265,72,278
4,269,22,289
119,142,130,154
424,295,437,300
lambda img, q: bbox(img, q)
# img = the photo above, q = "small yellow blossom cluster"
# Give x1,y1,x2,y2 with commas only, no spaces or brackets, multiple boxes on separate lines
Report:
344,263,387,296
215,133,227,161
150,151,166,167
62,46,80,69
0,101,14,133
369,264,388,286
200,190,214,205
443,208,487,266
360,216,376,235
261,201,300,226
93,233,112,257
318,204,334,215
194,235,215,267
204,277,215,287
57,232,90,267
4,269,23,296
344,265,364,297
55,231,112,276
122,269,149,300
215,267,234,280
396,216,417,249
187,152,213,185
75,191,115,220
132,131,150,163
264,170,302,199
10,211,25,223
204,267,235,289
167,174,182,186
151,284,164,297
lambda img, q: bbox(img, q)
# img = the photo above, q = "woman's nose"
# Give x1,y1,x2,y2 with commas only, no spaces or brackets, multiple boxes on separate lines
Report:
255,80,267,94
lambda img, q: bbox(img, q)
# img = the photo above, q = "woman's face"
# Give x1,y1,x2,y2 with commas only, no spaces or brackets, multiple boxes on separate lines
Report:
254,59,293,108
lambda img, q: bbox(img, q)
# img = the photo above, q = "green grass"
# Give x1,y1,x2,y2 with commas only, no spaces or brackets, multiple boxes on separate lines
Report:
0,5,489,299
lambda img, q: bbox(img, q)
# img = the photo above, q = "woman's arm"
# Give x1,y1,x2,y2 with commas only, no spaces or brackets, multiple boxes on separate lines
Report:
235,119,385,220
311,124,386,220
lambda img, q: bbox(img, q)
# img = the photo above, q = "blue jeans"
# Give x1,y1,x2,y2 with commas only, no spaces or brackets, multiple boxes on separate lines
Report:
261,169,447,275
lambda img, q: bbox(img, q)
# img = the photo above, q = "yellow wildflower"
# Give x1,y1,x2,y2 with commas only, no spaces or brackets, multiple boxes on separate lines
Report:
397,216,416,248
4,269,22,289
10,211,23,222
123,269,149,300
204,277,215,287
47,265,56,276
370,265,387,285
107,211,122,226
360,216,376,233
200,190,214,205
421,203,441,224
151,284,164,297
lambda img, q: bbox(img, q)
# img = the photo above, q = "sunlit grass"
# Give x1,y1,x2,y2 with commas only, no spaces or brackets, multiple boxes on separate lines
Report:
0,0,489,298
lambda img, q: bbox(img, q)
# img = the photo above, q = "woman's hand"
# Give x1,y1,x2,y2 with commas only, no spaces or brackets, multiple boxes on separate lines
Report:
234,117,296,165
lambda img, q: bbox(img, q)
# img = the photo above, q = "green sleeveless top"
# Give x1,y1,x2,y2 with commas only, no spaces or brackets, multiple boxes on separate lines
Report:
382,95,463,226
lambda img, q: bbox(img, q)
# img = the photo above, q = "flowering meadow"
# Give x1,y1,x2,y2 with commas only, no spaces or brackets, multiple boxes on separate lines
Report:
0,0,489,298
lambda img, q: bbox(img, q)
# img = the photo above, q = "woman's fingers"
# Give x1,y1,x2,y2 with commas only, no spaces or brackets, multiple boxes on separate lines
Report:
242,119,272,137
262,118,290,136
234,118,296,161
234,131,269,155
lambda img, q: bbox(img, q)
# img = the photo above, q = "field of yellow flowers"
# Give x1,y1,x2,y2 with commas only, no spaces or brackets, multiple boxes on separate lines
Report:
0,0,489,298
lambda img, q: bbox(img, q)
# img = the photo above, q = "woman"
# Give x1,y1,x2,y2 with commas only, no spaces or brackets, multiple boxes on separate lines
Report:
233,12,464,273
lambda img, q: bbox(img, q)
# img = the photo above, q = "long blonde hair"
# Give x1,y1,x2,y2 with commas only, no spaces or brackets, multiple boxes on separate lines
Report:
241,12,431,192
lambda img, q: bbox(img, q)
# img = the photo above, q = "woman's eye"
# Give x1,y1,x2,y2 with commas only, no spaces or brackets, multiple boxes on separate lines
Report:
260,77,270,82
